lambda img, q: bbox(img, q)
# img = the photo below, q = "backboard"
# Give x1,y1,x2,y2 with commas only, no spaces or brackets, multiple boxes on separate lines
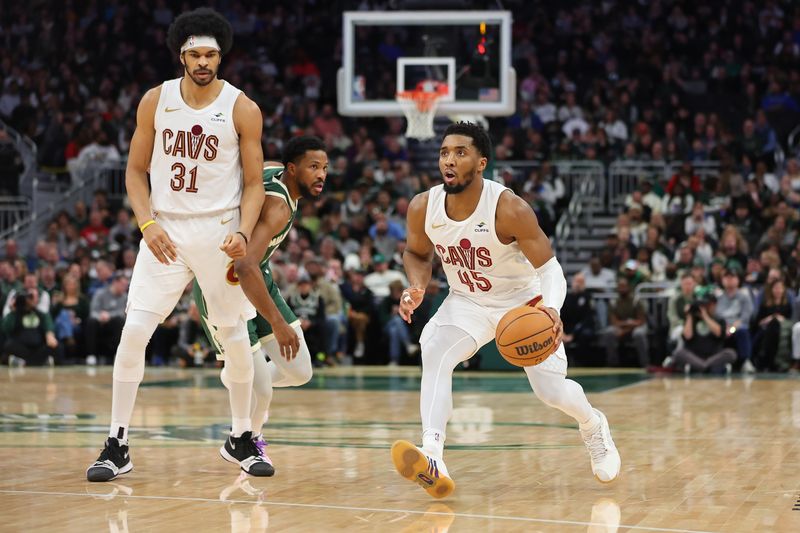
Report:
338,11,515,117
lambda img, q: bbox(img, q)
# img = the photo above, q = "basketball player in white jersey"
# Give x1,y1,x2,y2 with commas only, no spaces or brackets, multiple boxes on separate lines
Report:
87,8,272,481
392,122,620,498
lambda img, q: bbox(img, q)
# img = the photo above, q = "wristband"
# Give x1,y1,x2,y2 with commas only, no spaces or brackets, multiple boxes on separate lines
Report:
236,231,249,245
139,219,156,232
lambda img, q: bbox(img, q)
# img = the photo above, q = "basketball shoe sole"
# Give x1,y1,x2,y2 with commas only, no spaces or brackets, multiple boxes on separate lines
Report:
391,440,455,499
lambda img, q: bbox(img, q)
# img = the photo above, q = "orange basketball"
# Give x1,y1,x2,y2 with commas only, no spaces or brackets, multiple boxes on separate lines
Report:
495,306,557,367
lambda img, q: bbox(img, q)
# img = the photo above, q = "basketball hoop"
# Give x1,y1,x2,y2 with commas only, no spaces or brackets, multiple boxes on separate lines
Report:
396,81,448,140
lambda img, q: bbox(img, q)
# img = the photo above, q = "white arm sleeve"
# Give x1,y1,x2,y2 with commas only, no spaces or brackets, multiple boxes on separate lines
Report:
535,256,567,312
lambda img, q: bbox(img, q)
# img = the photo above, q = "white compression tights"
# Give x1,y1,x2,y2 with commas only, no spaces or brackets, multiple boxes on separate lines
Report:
420,324,595,455
216,321,255,435
221,323,313,436
109,309,162,441
112,306,256,438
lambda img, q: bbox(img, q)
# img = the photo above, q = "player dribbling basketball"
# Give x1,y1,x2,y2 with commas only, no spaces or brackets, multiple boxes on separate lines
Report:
392,122,620,498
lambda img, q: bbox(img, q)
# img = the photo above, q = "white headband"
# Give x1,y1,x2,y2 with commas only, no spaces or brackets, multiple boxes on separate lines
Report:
180,35,221,53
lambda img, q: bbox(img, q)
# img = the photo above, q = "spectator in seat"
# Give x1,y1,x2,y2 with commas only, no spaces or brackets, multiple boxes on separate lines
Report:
379,280,419,366
1,288,58,366
50,273,89,363
286,272,327,364
3,273,49,316
581,256,616,292
340,268,374,359
663,292,736,374
561,272,596,357
364,253,408,301
305,258,346,363
172,302,214,367
716,266,755,372
667,273,696,352
752,278,795,372
600,278,649,367
85,274,128,364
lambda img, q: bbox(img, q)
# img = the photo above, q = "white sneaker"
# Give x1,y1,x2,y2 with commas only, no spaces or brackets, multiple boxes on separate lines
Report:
580,409,621,483
8,355,25,368
86,355,98,366
684,363,691,375
742,359,756,374
353,342,365,359
391,440,455,499
725,363,732,375
661,356,673,368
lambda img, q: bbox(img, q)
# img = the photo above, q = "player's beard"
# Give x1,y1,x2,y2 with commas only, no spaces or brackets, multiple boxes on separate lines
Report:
298,180,323,200
443,173,474,194
185,64,217,86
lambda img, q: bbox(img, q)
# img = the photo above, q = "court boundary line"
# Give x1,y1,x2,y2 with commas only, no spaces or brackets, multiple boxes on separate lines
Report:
0,489,715,533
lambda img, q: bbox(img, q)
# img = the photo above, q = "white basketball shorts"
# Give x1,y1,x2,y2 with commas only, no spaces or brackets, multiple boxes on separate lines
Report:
423,291,567,375
126,208,256,328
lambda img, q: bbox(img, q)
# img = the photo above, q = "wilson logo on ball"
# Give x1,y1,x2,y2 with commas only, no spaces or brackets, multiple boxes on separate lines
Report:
515,337,553,356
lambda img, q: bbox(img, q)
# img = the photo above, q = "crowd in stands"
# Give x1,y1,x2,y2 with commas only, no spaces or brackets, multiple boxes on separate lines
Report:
0,0,799,371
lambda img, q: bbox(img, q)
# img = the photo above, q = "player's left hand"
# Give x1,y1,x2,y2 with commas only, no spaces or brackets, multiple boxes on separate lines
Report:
220,232,247,259
399,287,425,324
537,305,563,348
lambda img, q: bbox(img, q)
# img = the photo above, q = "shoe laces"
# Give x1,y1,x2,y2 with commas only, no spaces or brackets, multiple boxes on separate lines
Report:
99,438,125,464
237,431,265,461
583,426,608,462
253,437,273,465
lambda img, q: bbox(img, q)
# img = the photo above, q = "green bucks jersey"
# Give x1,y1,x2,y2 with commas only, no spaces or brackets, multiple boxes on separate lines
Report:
260,165,297,271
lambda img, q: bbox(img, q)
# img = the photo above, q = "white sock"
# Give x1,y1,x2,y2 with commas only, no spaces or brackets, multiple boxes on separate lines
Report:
216,323,255,437
422,428,445,458
109,380,140,442
231,416,250,437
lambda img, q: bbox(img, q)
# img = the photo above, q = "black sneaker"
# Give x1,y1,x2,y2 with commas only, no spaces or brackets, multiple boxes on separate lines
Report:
86,438,133,482
219,431,274,477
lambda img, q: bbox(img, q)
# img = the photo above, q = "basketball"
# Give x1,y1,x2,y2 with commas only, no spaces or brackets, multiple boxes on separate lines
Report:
495,306,557,367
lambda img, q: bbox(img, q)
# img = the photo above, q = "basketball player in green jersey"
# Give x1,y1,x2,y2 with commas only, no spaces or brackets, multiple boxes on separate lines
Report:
194,135,328,474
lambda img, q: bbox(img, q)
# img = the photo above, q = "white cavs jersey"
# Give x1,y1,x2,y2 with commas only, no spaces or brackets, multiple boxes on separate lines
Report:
149,78,243,215
425,179,541,308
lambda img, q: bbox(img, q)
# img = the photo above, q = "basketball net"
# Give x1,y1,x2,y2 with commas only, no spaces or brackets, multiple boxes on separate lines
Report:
396,81,448,140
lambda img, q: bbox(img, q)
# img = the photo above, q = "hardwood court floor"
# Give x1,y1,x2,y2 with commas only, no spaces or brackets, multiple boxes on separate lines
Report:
1,365,799,532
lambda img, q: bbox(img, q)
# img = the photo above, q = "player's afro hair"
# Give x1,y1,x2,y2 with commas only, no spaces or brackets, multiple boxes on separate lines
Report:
167,8,233,56
283,135,326,167
443,121,492,159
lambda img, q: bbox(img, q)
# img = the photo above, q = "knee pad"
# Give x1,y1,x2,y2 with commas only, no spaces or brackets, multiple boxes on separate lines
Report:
526,370,566,408
217,321,254,383
290,327,314,385
252,350,273,402
264,324,314,387
113,310,161,382
420,324,477,369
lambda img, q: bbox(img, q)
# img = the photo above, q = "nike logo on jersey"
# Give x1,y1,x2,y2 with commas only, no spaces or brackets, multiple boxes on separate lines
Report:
431,222,447,229
220,216,233,225
165,107,181,113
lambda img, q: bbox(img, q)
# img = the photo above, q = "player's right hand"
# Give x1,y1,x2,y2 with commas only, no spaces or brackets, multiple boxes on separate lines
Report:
399,287,425,324
143,223,178,264
273,319,300,360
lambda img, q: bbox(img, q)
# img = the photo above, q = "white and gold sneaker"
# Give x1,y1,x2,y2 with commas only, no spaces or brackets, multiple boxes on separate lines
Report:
391,440,455,499
580,409,621,483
